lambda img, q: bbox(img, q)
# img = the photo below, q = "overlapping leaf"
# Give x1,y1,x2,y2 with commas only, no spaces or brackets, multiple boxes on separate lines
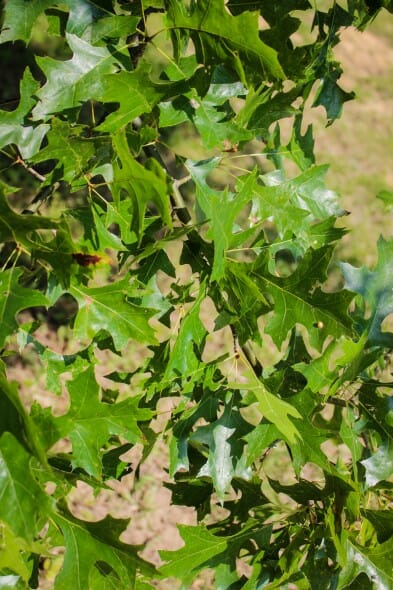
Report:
0,68,49,158
0,0,53,43
112,131,172,241
338,536,393,590
53,509,155,590
361,439,393,489
0,268,48,348
32,34,120,121
165,0,285,84
69,276,158,349
250,165,344,239
189,403,253,500
53,366,152,477
0,189,58,247
95,67,164,133
188,159,257,281
252,246,354,349
341,236,393,345
31,118,96,186
0,0,112,43
159,525,230,582
230,351,302,445
0,433,51,542
164,284,207,382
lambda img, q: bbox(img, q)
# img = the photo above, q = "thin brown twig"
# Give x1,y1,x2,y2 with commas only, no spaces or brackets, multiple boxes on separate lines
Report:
15,155,46,182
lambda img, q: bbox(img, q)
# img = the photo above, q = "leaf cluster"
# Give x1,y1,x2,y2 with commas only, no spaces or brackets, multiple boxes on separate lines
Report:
0,0,392,588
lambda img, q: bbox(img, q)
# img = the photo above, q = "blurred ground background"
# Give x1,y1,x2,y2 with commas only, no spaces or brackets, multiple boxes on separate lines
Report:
1,8,393,589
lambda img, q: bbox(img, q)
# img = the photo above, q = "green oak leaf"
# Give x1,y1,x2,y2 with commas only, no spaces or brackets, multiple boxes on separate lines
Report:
42,347,92,396
96,67,163,132
68,204,124,253
0,433,51,542
159,525,230,582
32,33,119,121
89,15,140,44
62,0,109,38
293,333,368,397
218,262,270,346
244,423,280,466
0,525,31,582
0,0,108,43
112,130,172,240
190,74,253,150
31,118,96,185
230,350,302,445
189,162,257,281
0,188,58,248
0,268,48,348
361,439,393,489
0,0,53,43
53,509,155,590
363,509,393,543
54,366,152,478
313,68,355,125
339,407,363,481
170,394,220,476
0,68,49,159
252,246,354,350
164,284,207,381
251,165,344,233
69,276,158,349
165,0,284,85
341,236,393,346
0,359,48,465
289,389,351,480
189,403,252,500
338,536,393,590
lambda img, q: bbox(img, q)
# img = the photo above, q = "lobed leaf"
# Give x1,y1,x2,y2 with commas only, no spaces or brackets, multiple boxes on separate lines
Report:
69,277,158,350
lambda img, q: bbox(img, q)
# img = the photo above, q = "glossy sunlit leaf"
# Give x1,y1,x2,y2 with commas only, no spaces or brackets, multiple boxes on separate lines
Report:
32,34,119,121
112,131,172,240
191,73,253,150
294,334,367,396
0,68,49,158
231,350,302,445
341,236,393,345
188,160,257,280
69,276,158,350
251,165,344,232
159,525,229,582
190,403,252,500
54,366,152,477
361,439,393,489
0,0,53,42
164,284,207,381
89,15,139,43
96,67,163,132
0,525,31,582
253,246,354,349
338,536,393,590
165,0,285,84
53,509,155,590
0,433,51,542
